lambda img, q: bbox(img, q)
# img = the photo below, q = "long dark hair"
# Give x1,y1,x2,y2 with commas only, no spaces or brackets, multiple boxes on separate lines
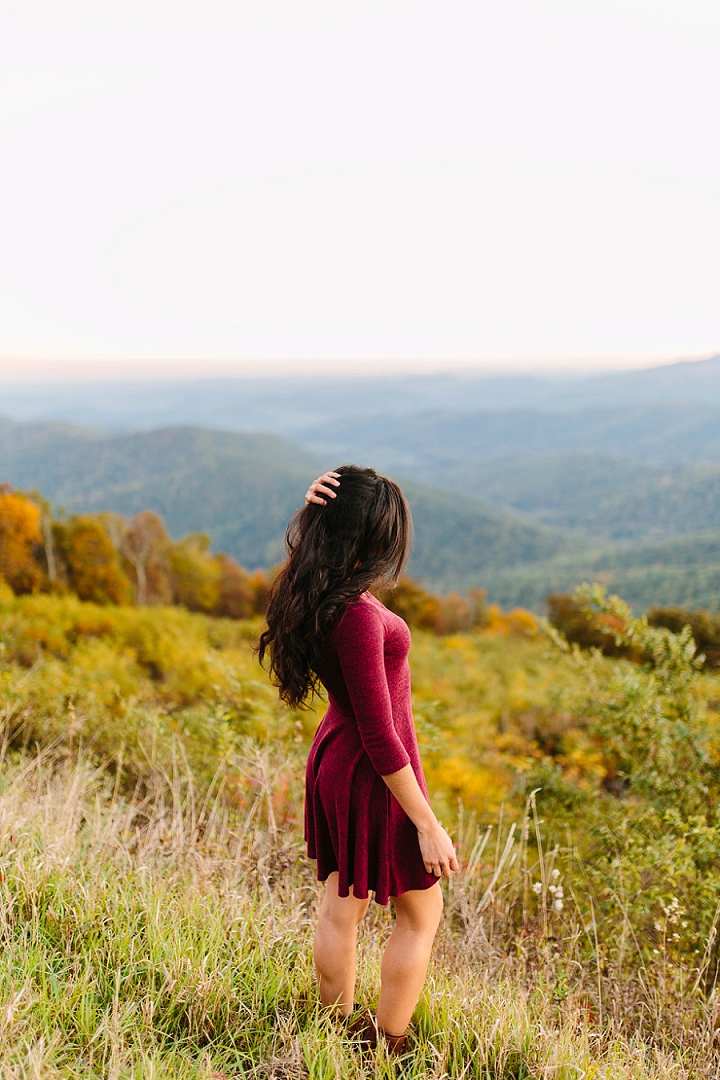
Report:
258,465,411,708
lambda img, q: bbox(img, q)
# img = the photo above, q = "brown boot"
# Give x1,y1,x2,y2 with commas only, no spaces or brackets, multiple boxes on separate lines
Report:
380,1028,409,1055
345,1007,378,1050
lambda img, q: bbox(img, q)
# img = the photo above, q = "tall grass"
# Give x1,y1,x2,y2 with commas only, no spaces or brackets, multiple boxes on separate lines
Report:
1,590,718,1077
0,741,716,1079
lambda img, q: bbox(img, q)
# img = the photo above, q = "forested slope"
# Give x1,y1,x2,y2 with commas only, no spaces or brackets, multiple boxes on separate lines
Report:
0,421,324,567
0,419,580,578
443,453,720,541
3,418,719,610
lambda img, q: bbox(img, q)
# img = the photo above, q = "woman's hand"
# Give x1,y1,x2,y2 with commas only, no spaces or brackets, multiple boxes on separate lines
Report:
305,471,341,506
380,765,458,880
418,822,459,880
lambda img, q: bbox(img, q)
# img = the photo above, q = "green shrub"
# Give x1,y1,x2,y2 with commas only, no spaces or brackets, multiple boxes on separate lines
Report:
648,604,720,669
540,586,720,979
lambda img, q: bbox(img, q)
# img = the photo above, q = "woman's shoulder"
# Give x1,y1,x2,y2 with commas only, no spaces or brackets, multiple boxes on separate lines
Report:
332,592,386,639
332,591,409,643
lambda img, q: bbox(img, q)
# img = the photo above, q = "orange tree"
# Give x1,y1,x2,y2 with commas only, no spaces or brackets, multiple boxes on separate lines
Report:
0,488,43,594
55,516,133,605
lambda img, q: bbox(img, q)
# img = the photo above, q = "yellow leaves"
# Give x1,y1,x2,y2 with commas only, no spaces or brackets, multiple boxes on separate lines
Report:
120,510,172,604
57,517,133,605
425,755,508,814
169,535,222,614
485,604,539,637
378,578,489,634
0,488,271,623
0,490,43,595
408,626,605,813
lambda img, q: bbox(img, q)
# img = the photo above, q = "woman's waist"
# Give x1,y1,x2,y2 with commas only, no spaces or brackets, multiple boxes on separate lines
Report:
316,699,358,733
313,701,419,753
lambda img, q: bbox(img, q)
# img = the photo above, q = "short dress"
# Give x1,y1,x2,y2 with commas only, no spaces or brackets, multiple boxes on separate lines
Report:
304,591,438,905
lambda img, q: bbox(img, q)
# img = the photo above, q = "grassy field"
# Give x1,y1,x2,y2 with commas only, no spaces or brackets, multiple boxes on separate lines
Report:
1,590,718,1078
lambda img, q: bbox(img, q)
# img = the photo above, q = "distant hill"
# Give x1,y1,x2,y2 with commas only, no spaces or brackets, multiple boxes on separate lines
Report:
590,531,720,571
487,533,720,614
2,418,718,612
0,418,581,579
0,420,325,567
543,354,720,409
296,403,720,545
488,561,720,614
2,356,718,434
300,402,720,469
425,453,720,542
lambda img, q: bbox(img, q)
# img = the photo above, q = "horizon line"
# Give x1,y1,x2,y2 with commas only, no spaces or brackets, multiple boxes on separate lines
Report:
1,351,717,382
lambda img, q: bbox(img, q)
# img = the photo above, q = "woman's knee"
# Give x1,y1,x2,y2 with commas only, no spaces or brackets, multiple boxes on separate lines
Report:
392,883,443,936
319,875,369,930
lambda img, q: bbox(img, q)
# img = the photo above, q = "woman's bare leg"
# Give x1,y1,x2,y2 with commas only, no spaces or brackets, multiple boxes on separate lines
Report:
314,872,370,1015
376,883,443,1036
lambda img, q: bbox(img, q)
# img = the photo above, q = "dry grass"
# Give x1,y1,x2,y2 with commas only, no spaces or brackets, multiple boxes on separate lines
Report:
0,741,716,1080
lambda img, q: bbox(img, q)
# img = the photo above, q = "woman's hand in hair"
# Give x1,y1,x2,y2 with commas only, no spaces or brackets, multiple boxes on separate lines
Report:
305,472,341,505
418,821,459,880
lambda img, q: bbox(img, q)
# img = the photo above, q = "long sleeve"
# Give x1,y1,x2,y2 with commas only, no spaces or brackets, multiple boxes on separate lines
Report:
331,601,411,776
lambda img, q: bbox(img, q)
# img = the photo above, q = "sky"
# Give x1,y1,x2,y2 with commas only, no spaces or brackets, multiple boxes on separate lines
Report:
1,0,719,376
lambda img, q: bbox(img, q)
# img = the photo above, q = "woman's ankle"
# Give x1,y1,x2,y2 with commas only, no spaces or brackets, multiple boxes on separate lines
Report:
379,1026,409,1054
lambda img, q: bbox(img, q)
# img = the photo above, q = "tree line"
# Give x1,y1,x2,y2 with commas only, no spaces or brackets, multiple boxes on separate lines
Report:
2,486,715,660
0,486,269,618
0,485,544,637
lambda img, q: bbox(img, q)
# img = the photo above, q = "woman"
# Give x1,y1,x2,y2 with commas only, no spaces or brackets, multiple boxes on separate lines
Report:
258,465,457,1057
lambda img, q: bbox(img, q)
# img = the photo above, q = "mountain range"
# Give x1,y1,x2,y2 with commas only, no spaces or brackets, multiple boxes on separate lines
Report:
2,355,718,433
1,416,718,613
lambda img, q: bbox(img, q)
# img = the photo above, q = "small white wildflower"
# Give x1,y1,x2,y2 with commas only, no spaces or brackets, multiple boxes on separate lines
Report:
555,886,564,900
654,922,662,931
653,948,659,954
532,881,542,895
551,869,560,880
549,884,557,894
681,921,688,928
553,899,563,912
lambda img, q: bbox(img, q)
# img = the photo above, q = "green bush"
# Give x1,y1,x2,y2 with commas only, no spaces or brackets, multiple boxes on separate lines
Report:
648,604,720,670
540,586,720,980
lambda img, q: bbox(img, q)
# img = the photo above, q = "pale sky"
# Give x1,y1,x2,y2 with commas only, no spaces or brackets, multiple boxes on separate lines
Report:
1,0,718,374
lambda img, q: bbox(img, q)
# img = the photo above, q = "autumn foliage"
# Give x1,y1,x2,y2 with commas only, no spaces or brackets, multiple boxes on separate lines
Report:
0,488,270,620
548,590,720,669
0,487,539,632
0,486,43,594
55,516,133,605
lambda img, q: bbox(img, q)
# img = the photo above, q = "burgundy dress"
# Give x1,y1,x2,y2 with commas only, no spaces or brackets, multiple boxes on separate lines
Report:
304,591,438,905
